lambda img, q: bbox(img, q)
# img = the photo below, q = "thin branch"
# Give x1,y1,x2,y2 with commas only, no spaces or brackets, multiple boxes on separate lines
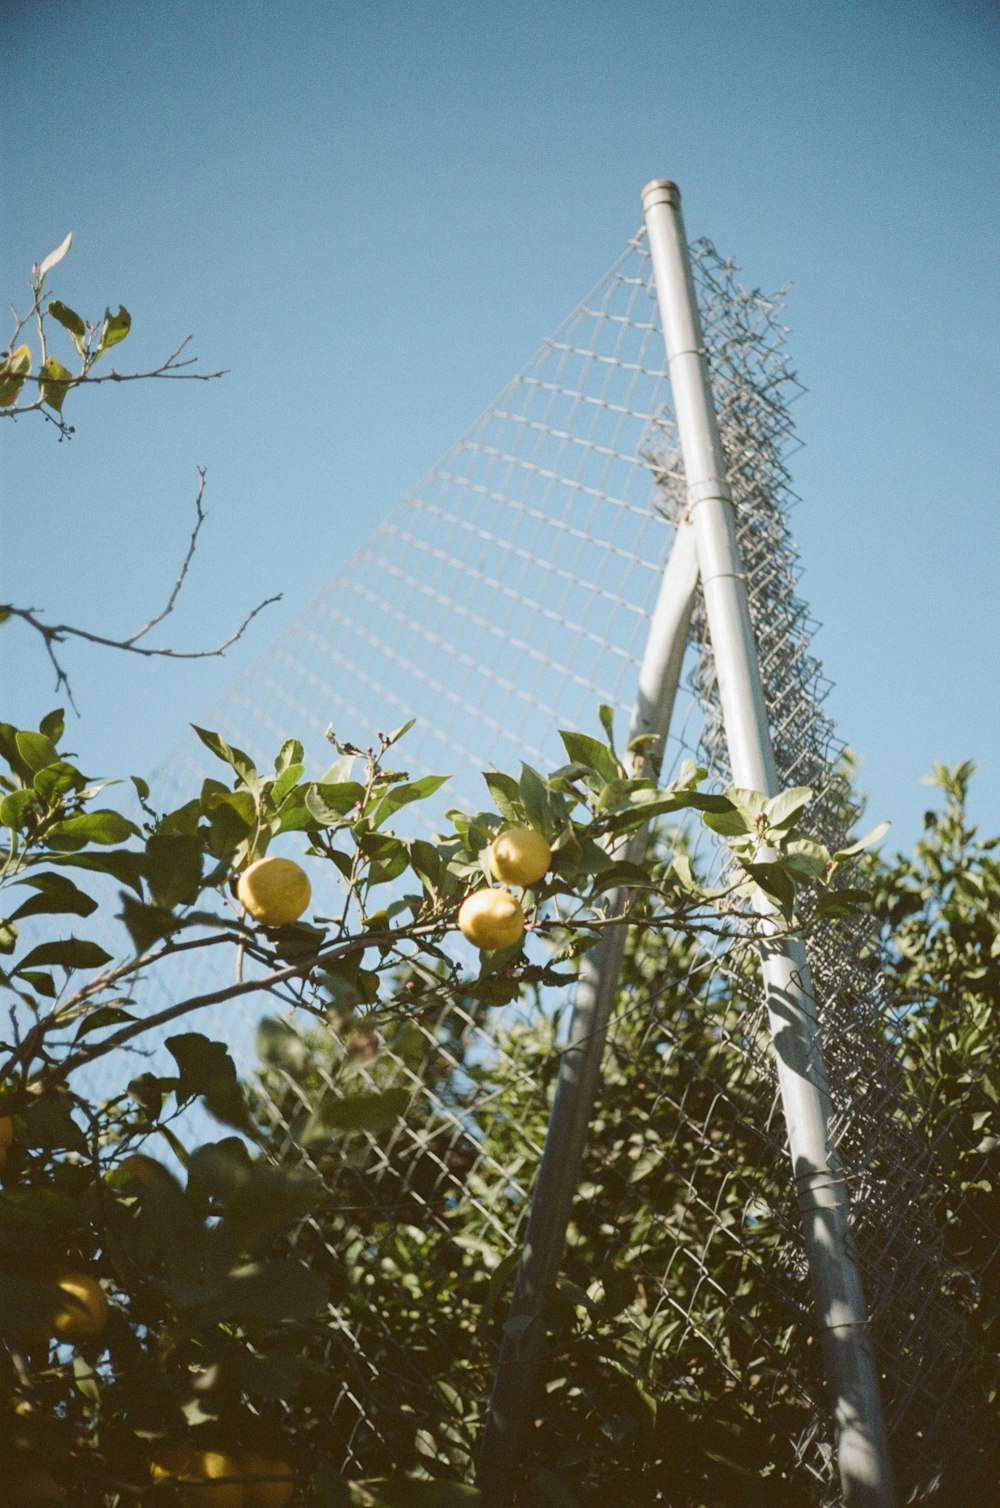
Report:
1,470,281,703
124,465,208,645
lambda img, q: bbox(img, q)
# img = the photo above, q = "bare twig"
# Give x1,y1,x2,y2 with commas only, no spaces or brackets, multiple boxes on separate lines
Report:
1,470,281,706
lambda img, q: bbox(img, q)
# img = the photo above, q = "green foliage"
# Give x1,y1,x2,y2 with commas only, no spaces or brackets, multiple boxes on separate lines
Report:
1,697,858,1502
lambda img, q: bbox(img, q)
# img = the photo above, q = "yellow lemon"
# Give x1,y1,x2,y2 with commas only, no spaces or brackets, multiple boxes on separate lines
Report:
151,1446,245,1508
51,1271,109,1343
237,856,311,926
239,1450,294,1508
489,826,551,886
457,888,525,951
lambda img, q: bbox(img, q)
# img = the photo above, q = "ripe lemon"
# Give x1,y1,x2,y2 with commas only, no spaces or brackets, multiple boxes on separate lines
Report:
457,887,525,950
237,856,311,926
151,1446,245,1508
239,1450,294,1507
489,826,551,886
51,1271,109,1343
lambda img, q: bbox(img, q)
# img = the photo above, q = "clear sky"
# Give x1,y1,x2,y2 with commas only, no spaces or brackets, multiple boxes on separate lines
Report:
3,0,998,852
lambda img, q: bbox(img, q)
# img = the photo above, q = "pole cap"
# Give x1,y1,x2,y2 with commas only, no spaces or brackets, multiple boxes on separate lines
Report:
641,179,681,211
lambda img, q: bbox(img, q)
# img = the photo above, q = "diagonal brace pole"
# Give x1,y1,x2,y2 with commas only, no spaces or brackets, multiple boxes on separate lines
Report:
641,178,896,1508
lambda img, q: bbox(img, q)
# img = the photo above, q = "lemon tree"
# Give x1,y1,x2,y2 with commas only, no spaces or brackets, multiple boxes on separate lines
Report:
0,696,865,1503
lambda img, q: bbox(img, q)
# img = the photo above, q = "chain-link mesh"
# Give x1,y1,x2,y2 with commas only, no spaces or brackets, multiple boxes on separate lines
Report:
141,235,994,1503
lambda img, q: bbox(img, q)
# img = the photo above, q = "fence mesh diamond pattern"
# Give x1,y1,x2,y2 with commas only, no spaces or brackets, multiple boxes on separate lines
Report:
144,232,994,1503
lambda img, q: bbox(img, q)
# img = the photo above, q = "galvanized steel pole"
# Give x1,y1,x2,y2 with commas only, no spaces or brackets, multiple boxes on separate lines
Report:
477,519,700,1505
641,178,896,1508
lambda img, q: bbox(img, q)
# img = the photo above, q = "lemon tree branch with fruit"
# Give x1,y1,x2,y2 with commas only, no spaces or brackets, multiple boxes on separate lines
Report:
0,696,873,1505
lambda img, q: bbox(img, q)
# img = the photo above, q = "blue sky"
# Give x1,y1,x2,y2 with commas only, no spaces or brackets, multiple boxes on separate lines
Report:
3,0,998,852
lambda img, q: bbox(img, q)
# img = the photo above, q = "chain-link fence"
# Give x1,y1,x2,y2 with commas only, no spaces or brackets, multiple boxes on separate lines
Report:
143,231,995,1504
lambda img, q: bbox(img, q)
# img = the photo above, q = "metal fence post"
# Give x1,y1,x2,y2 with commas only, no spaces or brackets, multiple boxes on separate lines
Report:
476,520,700,1504
641,178,896,1507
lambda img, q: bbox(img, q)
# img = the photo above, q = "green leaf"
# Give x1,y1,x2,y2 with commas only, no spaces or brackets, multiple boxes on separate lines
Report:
274,738,304,774
15,937,112,972
40,354,73,413
743,861,796,916
0,918,18,953
304,782,366,826
17,969,56,997
271,762,305,805
382,718,416,748
832,821,891,863
369,774,449,830
39,708,66,743
0,344,32,406
166,1032,252,1132
518,764,550,830
22,1094,88,1153
814,887,873,918
763,786,813,830
97,303,131,355
408,838,442,892
598,704,616,744
51,848,146,894
45,809,138,849
15,729,60,773
0,789,36,831
33,759,87,803
73,1005,136,1040
210,1164,322,1263
559,731,620,784
703,807,753,837
192,726,258,786
9,872,98,922
305,1086,409,1139
144,833,204,908
128,1072,163,1120
589,861,658,895
218,1258,328,1323
47,299,87,356
483,771,522,822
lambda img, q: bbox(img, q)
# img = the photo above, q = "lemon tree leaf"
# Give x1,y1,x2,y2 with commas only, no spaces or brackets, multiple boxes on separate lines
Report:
763,786,813,831
96,304,131,356
37,230,73,282
9,873,98,922
48,299,87,356
40,355,73,413
15,938,113,972
45,809,138,850
368,775,449,830
192,726,259,787
0,343,32,405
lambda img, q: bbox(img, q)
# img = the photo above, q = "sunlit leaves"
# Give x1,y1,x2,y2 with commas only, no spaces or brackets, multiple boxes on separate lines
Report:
95,303,131,358
0,343,32,406
47,299,87,357
40,355,73,413
36,231,73,284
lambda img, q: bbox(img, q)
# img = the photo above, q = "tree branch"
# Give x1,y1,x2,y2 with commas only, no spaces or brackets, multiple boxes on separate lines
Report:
1,470,281,707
